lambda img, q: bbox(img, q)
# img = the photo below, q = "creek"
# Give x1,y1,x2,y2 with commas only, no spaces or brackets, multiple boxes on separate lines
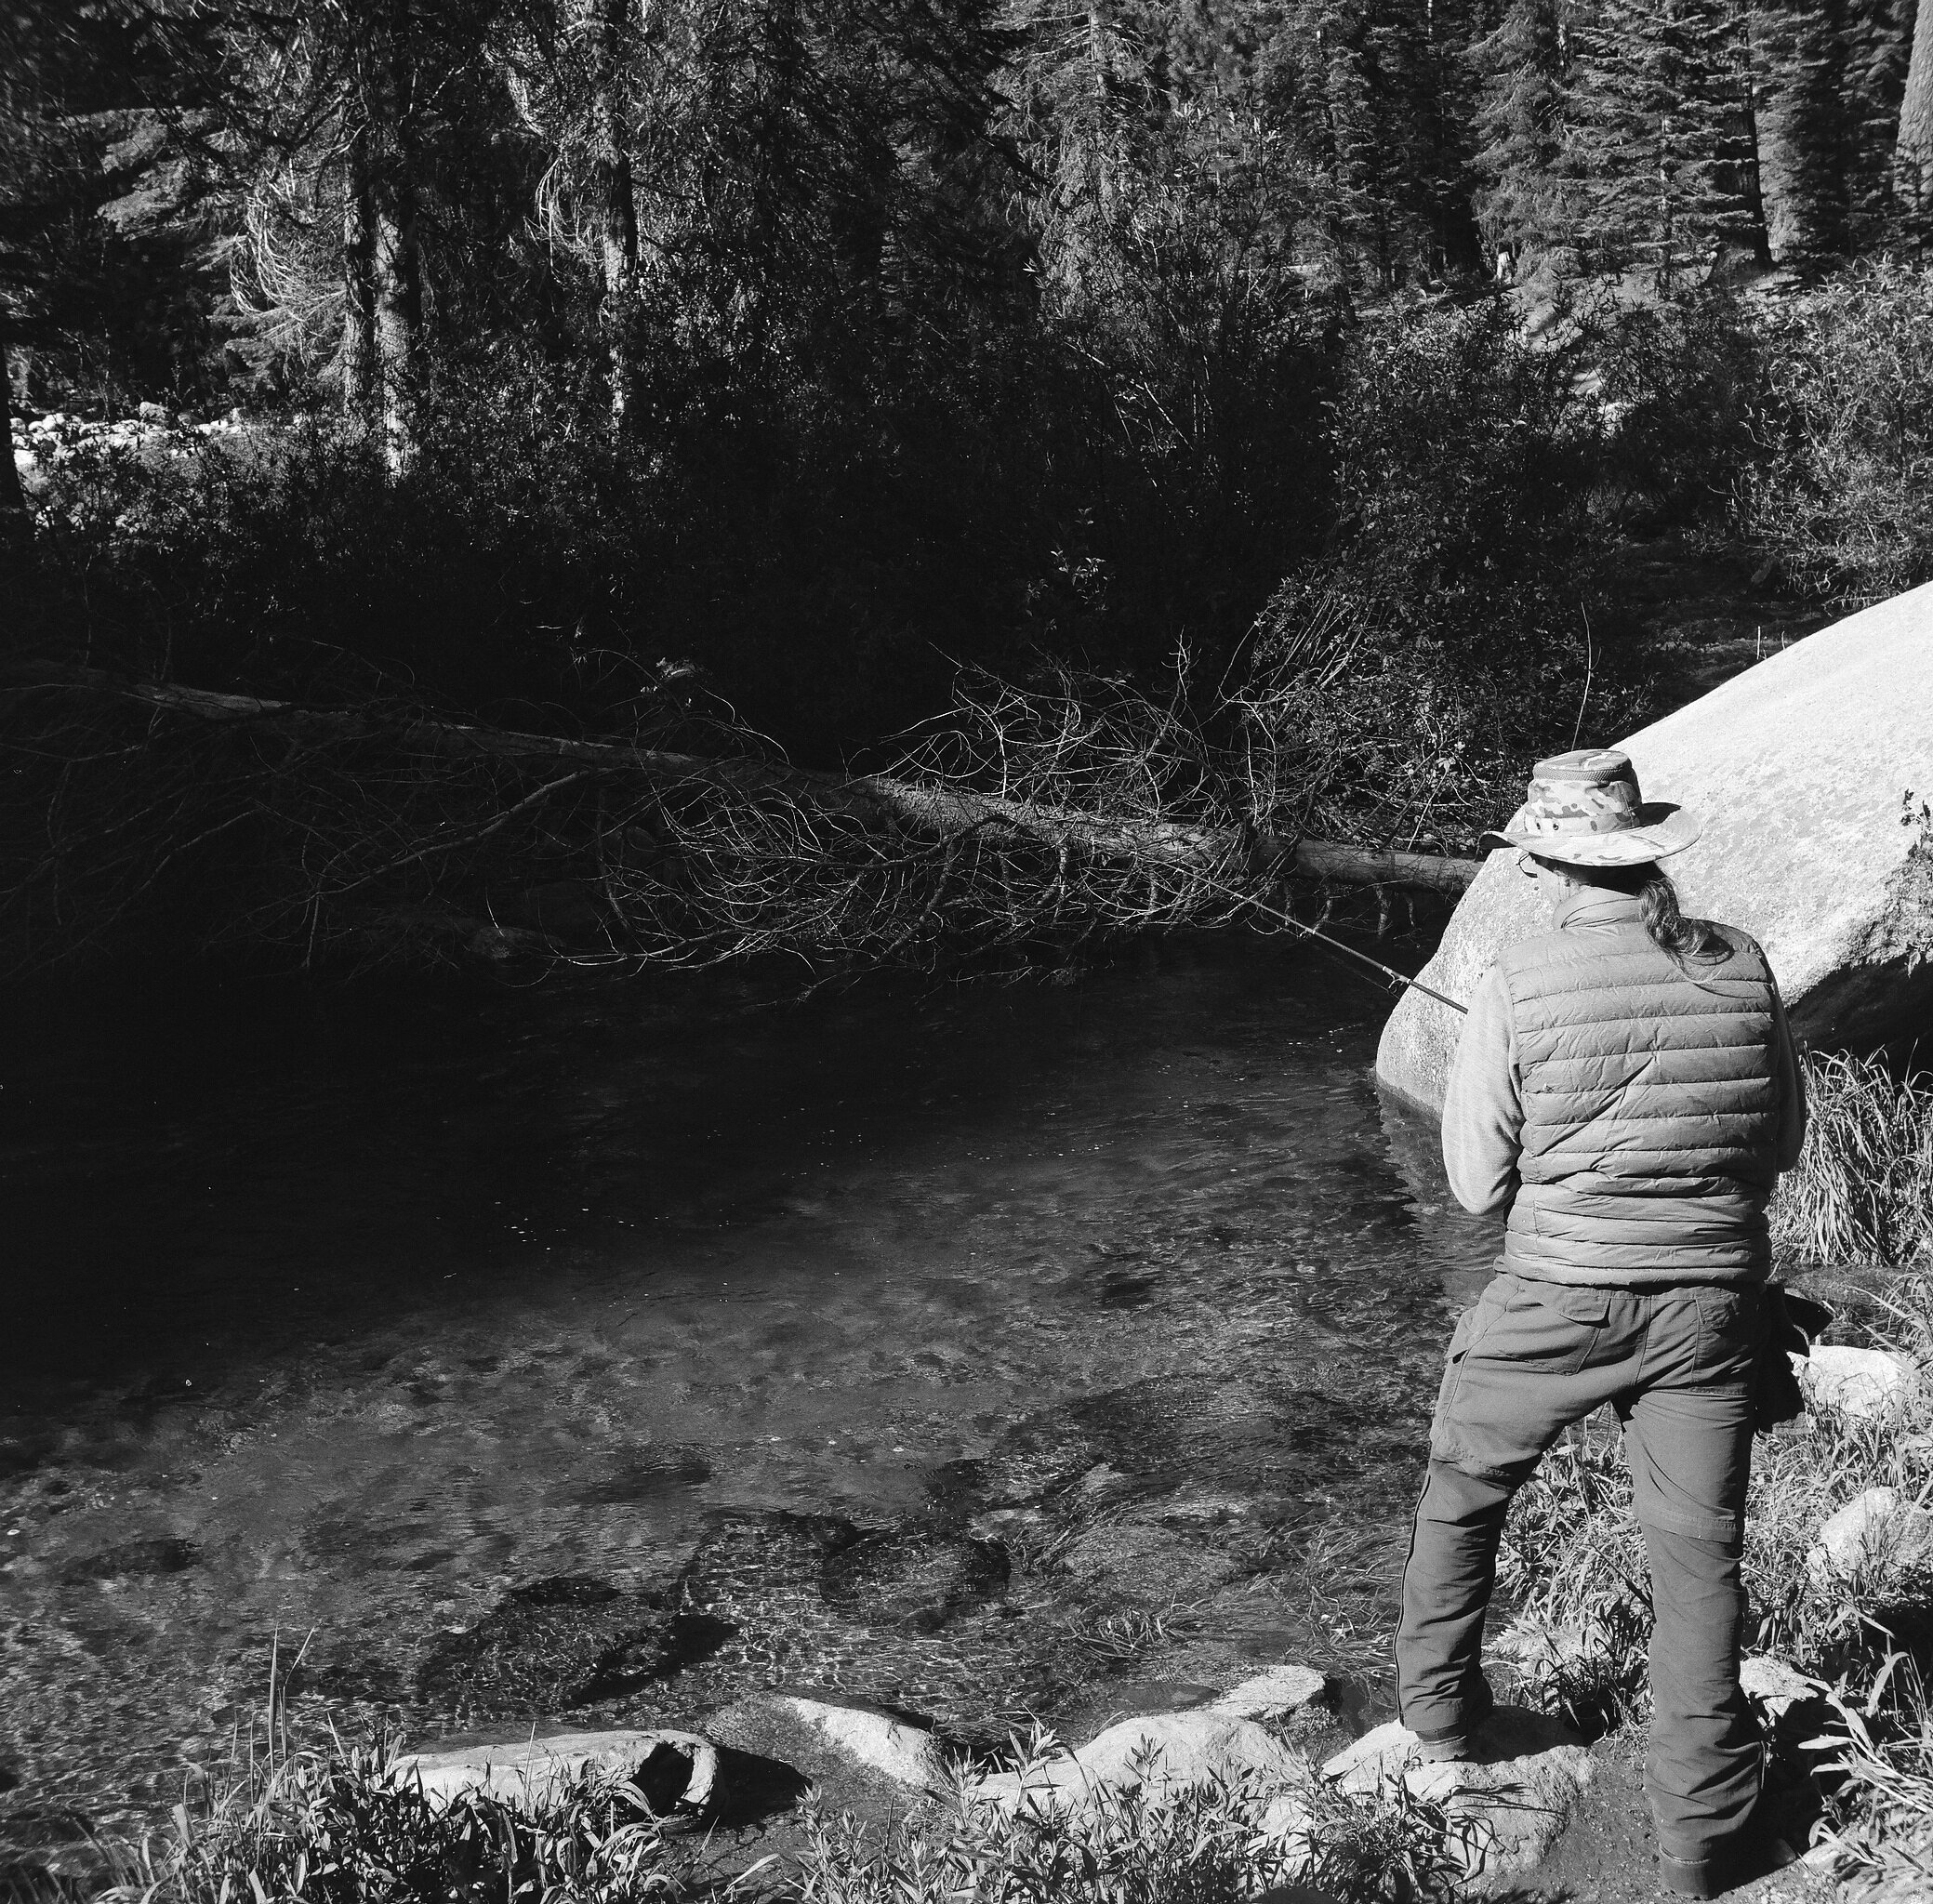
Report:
0,931,1503,1836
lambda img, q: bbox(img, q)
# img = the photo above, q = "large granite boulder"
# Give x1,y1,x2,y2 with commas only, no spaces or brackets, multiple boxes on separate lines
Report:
1377,582,1933,1113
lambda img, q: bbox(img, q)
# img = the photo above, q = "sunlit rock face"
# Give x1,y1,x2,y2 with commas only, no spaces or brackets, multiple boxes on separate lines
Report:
1378,580,1933,1115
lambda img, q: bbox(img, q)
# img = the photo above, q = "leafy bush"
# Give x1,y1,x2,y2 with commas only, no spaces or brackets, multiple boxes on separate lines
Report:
1244,302,1659,853
1746,260,1933,605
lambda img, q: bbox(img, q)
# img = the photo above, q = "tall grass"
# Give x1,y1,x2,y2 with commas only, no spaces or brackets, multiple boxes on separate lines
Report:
1770,1051,1933,1269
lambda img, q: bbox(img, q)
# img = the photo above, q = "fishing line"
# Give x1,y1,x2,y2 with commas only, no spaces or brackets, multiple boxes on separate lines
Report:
1194,870,1470,1016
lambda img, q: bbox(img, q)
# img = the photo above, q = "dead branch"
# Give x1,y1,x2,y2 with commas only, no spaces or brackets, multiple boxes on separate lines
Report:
30,668,1477,895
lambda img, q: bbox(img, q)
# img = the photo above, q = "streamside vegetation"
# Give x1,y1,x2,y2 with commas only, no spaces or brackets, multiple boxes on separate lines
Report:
96,1724,1471,1904
6,5,1933,979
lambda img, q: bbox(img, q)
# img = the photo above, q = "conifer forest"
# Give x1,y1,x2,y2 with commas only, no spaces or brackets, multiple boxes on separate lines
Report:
5,0,1933,974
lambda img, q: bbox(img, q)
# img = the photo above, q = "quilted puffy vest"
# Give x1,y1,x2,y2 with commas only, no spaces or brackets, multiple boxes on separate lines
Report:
1497,901,1781,1285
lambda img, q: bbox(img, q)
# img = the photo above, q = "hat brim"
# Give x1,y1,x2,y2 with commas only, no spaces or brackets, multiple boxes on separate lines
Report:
1480,801,1701,866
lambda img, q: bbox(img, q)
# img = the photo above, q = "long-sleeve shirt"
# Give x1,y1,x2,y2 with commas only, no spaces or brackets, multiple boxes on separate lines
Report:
1441,895,1807,1219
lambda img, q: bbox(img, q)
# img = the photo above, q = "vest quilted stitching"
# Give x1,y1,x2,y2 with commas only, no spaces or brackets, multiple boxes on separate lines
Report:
1497,919,1780,1285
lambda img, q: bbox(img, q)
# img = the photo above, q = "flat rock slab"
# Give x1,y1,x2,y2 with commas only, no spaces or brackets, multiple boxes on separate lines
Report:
1324,1712,1593,1886
392,1727,719,1817
972,1711,1308,1812
1377,581,1933,1112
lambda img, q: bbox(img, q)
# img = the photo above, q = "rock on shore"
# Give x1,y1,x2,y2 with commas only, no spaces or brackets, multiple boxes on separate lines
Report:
1377,581,1933,1113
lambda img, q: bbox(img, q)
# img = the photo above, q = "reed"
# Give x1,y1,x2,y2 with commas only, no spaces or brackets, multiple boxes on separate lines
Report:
1770,1051,1933,1269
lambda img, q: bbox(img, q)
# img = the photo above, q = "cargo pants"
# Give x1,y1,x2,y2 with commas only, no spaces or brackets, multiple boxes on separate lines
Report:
1397,1272,1762,1875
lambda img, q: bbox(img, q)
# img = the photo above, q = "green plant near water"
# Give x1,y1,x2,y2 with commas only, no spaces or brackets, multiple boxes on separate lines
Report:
96,1719,1476,1904
1769,1051,1933,1269
788,1735,1467,1904
103,1728,696,1904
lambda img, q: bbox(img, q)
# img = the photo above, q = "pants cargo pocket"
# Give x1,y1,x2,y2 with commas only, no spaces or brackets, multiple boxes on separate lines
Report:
1481,1276,1610,1376
1429,1279,1507,1461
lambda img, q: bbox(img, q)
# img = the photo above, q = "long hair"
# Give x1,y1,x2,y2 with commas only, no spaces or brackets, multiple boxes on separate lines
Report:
1535,857,1730,965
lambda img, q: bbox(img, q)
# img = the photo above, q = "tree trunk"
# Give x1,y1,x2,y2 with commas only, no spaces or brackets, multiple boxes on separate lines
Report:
1900,0,1933,226
341,128,378,430
575,0,640,428
369,31,422,474
0,308,29,548
37,669,1484,896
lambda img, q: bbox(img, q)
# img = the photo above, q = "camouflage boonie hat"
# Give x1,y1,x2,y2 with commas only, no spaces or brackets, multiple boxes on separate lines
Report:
1481,747,1701,866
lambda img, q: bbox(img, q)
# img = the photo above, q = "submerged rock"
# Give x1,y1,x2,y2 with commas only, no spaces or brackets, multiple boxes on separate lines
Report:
819,1525,1010,1633
60,1537,198,1582
1378,582,1933,1112
392,1728,718,1818
417,1574,713,1712
1323,1710,1593,1886
970,1711,1307,1812
1800,1346,1917,1421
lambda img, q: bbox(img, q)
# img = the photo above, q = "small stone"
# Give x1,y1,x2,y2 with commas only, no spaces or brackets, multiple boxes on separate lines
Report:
1739,1654,1821,1724
392,1728,719,1818
1799,1347,1915,1421
1809,1488,1933,1581
775,1698,947,1792
1210,1665,1328,1721
971,1712,1307,1812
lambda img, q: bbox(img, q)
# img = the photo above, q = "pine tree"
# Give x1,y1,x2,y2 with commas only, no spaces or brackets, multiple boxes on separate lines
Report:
1467,0,1582,271
1896,0,1933,235
1842,0,1912,245
1569,0,1768,282
1758,0,1850,262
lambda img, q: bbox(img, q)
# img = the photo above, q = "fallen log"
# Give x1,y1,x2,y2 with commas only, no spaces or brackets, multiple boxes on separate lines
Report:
37,670,1480,896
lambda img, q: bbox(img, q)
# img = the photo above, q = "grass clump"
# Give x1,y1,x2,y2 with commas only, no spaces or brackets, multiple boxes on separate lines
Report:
102,1732,695,1904
791,1735,1466,1904
1769,1050,1933,1271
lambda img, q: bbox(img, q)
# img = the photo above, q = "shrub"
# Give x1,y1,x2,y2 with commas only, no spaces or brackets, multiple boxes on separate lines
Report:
1746,260,1933,606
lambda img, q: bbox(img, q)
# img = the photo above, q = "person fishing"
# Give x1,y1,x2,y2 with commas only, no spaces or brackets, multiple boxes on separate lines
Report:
1395,748,1807,1898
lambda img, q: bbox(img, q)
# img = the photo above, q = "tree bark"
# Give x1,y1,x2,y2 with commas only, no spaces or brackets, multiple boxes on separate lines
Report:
368,27,422,474
38,670,1483,895
0,308,29,548
575,0,641,427
1898,0,1933,221
341,127,378,430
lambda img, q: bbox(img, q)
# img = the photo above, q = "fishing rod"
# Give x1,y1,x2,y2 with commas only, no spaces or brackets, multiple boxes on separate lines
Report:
1192,867,1470,1016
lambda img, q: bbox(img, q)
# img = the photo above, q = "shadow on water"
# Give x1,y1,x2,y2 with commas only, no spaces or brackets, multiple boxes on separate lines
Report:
0,932,1503,1828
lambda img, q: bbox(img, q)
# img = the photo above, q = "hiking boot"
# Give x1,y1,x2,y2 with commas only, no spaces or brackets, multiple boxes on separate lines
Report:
1410,1673,1496,1764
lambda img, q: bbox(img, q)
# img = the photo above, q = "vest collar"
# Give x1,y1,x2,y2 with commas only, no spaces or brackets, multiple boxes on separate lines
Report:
1557,889,1647,931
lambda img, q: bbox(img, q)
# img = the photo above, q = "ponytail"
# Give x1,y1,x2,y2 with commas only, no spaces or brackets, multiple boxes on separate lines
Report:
1635,868,1730,965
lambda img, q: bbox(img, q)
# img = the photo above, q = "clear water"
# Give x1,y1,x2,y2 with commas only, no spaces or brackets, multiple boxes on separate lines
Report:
0,934,1502,1829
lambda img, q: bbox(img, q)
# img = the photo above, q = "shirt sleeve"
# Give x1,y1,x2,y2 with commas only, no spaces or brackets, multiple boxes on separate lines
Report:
1770,983,1807,1173
1441,962,1522,1215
